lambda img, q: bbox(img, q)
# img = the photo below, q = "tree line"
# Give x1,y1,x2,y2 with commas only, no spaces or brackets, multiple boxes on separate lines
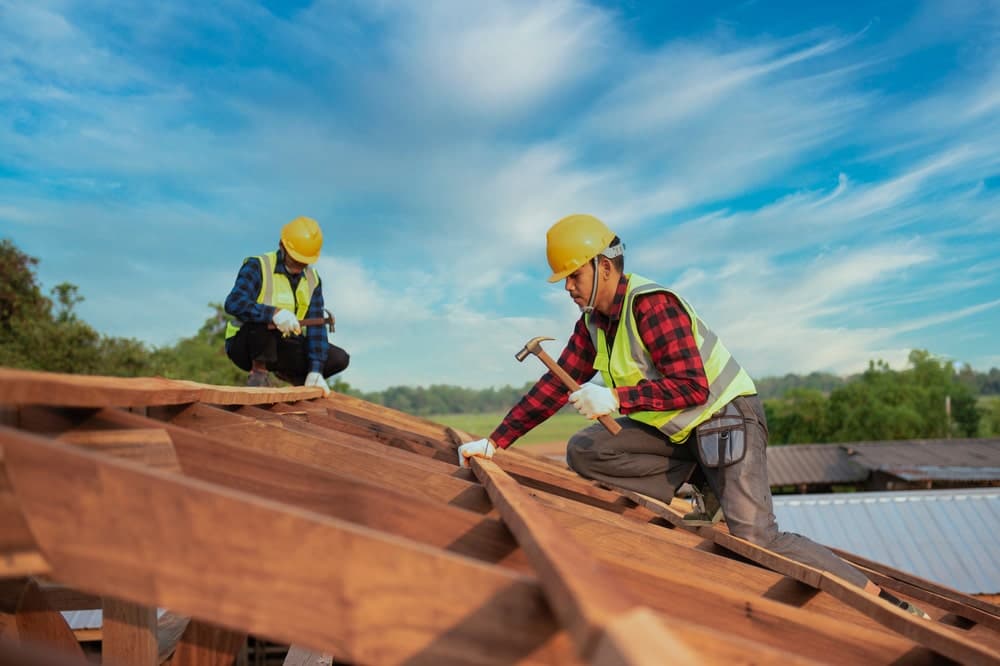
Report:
3,237,999,441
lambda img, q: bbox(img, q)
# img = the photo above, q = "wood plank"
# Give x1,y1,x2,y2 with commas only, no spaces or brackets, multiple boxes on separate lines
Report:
1,428,578,665
36,408,940,661
0,458,43,573
470,458,639,659
320,392,455,441
0,637,92,666
492,449,643,512
0,367,320,408
589,609,699,666
165,404,494,514
593,607,821,666
103,597,158,666
57,428,181,472
79,407,528,569
470,459,851,664
832,548,1000,622
853,565,1000,632
306,409,455,463
9,579,85,659
35,584,100,612
618,488,1000,665
169,619,246,666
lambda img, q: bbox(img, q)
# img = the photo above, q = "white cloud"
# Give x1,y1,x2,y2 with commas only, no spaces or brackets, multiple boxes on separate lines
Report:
3,0,1000,389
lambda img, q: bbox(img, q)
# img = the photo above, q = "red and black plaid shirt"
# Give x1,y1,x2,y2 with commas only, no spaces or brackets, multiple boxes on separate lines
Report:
490,274,709,449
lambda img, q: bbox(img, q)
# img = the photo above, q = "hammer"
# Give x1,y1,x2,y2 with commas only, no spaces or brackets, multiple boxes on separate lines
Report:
515,336,622,435
267,309,336,333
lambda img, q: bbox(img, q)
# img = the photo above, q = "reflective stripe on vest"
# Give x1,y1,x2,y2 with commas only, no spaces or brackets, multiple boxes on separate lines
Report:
586,274,757,443
225,252,319,339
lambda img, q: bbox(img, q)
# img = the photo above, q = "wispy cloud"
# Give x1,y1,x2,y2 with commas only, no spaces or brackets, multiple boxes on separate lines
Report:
2,0,999,389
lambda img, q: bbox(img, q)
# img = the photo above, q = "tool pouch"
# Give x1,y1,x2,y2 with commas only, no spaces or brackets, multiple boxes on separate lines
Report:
694,401,747,468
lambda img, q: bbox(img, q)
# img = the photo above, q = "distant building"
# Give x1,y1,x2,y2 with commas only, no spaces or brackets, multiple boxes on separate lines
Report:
768,438,1000,493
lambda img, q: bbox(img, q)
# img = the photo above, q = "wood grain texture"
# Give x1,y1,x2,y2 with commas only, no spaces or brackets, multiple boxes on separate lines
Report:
617,487,1000,665
169,619,246,666
167,403,494,514
470,458,637,658
0,637,92,666
10,579,85,659
832,548,1000,623
2,429,578,665
0,368,321,408
57,428,181,472
102,597,158,666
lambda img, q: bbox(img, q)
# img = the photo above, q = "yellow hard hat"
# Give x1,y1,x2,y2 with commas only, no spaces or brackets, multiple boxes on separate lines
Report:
281,216,323,264
546,214,616,282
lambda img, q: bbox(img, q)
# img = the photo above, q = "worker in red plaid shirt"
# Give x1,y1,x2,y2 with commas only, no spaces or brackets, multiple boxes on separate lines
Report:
457,213,929,619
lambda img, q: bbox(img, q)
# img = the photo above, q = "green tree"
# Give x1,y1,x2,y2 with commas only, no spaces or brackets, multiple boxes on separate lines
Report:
824,351,979,441
978,397,1000,437
149,303,246,385
765,388,830,444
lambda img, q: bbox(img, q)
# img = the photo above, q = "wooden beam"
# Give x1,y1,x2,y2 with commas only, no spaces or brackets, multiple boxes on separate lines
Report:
165,403,494,514
0,459,47,578
0,368,321,408
617,488,1000,665
6,579,85,659
34,584,100,612
852,564,1000,632
470,459,842,664
470,458,640,659
103,597,158,666
78,407,527,569
832,548,1000,622
169,619,246,666
40,409,941,661
0,637,92,666
1,428,578,665
57,428,181,472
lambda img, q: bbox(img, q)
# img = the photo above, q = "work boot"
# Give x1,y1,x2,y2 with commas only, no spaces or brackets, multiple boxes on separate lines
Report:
683,485,724,526
247,369,272,387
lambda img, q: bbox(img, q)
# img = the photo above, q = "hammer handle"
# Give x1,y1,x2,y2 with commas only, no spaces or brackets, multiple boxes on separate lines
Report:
266,317,328,330
535,349,622,436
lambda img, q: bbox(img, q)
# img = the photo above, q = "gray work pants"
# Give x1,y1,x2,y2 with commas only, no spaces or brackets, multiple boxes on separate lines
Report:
565,394,870,588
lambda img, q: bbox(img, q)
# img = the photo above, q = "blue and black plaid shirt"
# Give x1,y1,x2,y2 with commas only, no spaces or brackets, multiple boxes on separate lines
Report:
224,248,329,373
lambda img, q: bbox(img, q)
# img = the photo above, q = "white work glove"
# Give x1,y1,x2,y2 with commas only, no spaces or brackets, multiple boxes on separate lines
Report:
569,382,619,419
272,308,301,335
457,438,496,468
304,371,330,397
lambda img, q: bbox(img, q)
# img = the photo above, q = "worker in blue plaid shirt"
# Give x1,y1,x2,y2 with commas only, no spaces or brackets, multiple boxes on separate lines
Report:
224,217,349,393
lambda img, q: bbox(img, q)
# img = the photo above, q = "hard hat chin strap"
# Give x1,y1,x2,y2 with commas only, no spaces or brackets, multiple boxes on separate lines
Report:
577,243,624,314
580,256,600,314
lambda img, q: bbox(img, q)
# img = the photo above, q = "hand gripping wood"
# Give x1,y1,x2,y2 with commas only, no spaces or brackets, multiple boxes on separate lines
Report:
515,336,622,435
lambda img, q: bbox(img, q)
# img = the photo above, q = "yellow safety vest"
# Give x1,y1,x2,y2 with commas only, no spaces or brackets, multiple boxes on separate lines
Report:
225,252,319,340
586,274,757,442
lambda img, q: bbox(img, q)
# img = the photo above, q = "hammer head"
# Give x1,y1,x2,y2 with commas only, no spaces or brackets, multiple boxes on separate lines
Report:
515,336,555,362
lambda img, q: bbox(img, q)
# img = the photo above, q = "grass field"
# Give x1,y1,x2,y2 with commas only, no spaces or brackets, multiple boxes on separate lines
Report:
427,411,587,446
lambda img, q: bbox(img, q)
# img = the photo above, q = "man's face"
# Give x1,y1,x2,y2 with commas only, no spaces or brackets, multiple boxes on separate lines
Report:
284,253,308,275
564,261,595,308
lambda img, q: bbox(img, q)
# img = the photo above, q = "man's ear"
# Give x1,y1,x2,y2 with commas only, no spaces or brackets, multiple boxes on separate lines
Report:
600,256,614,278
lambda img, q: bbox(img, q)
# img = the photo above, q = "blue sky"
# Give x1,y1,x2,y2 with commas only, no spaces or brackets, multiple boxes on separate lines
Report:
2,0,999,391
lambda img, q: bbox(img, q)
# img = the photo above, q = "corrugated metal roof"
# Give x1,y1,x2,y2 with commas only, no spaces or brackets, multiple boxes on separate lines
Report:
61,608,166,631
772,487,1000,594
767,444,868,485
767,438,1000,486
